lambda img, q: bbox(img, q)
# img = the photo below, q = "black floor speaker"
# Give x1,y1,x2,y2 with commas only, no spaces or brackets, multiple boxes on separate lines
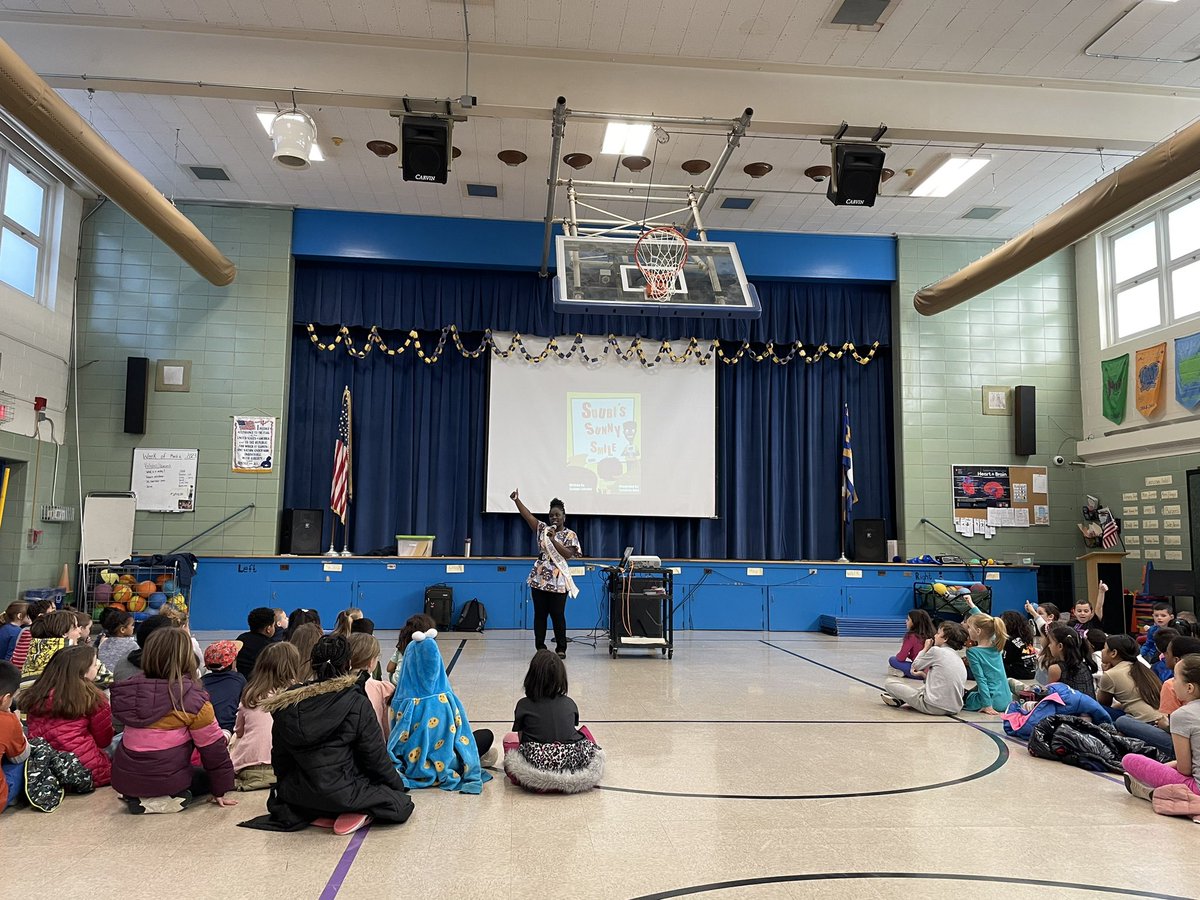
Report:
852,518,887,563
280,508,323,555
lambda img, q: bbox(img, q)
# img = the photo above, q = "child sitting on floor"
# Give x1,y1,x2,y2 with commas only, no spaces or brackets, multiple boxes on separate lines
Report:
889,609,935,679
96,608,138,672
201,641,246,734
1071,581,1107,640
387,614,435,686
1039,625,1097,699
1123,653,1200,803
229,641,299,791
0,661,29,812
1115,635,1200,758
504,649,605,793
1141,602,1174,659
1000,609,1037,683
349,632,393,738
963,611,1010,715
271,609,288,642
18,645,113,787
882,622,969,716
8,599,53,672
110,628,237,814
1150,628,1179,682
331,607,364,639
0,602,29,663
20,611,80,682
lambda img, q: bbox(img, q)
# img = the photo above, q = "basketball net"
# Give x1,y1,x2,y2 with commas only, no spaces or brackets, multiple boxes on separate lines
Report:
635,226,688,301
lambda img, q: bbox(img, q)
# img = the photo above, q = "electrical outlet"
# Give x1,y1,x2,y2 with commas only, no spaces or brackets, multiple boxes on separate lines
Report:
704,567,713,574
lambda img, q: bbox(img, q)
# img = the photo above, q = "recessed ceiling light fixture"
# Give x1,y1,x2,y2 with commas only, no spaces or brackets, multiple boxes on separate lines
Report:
602,122,652,155
908,155,990,198
256,109,324,164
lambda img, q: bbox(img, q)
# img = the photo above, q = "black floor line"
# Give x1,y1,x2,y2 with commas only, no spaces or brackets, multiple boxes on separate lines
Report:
444,639,467,675
629,872,1196,900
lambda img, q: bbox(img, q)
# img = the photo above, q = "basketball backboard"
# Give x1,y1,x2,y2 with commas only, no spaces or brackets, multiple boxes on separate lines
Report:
552,235,761,319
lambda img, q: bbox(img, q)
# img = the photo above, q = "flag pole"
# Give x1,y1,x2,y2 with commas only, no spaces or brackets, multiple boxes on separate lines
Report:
339,503,352,557
339,386,353,557
325,517,339,557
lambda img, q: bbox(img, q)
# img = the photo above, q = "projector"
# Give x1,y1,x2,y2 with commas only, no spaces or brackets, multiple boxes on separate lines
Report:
629,555,662,569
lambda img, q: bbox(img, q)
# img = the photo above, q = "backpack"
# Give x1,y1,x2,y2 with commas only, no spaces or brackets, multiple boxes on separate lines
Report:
455,599,487,633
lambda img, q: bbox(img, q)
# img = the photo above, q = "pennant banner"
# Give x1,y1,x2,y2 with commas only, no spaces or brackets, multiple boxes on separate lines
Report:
1175,331,1200,409
1101,354,1129,424
1135,342,1167,417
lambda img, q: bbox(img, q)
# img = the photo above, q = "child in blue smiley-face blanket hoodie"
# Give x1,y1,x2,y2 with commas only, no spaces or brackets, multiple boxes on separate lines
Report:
387,630,492,793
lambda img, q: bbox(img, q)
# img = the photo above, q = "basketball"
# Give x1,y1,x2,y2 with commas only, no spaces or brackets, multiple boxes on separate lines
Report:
106,602,126,612
132,612,151,622
127,595,147,613
970,582,986,593
162,580,179,595
118,574,136,587
932,582,948,596
155,574,169,587
112,584,133,605
148,591,167,610
93,583,113,605
136,580,156,598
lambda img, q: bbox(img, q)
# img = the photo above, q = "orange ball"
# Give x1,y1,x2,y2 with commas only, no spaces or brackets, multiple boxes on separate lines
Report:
112,584,133,605
127,595,147,613
136,580,156,598
155,574,169,587
106,601,127,612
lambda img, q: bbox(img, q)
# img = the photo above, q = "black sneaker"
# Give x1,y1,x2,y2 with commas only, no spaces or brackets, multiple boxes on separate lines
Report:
126,791,193,814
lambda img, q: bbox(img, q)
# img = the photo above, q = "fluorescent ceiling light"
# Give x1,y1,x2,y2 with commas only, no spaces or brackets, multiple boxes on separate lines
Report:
602,122,652,155
909,155,990,198
256,109,323,162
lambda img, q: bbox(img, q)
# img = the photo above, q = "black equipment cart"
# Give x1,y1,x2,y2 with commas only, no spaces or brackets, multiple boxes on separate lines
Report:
606,568,673,659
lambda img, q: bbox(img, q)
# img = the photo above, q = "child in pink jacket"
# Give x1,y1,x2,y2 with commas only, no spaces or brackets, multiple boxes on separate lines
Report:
889,609,936,679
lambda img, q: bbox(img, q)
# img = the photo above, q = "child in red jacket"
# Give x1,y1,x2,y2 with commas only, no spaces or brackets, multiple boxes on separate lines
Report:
889,609,935,679
17,644,113,787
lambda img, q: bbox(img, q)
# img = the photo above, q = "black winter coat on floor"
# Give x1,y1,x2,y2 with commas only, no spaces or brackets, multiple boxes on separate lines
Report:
240,671,413,831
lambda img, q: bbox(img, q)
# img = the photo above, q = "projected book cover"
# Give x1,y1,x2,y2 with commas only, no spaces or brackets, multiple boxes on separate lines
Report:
566,393,641,495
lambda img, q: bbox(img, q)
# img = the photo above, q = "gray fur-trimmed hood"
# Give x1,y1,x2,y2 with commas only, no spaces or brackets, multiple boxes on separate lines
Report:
503,746,606,794
260,672,367,749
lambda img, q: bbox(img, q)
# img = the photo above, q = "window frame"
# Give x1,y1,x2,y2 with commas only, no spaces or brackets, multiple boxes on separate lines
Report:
1105,188,1200,345
0,145,53,304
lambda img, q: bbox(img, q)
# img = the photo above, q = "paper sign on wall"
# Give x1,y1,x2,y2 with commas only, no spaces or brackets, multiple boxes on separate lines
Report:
232,416,276,474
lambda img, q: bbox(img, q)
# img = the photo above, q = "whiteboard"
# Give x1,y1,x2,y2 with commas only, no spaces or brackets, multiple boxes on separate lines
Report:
132,449,198,512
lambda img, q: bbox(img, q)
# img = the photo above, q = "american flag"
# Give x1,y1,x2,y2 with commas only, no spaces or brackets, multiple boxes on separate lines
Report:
1101,509,1119,549
842,402,858,520
330,386,353,525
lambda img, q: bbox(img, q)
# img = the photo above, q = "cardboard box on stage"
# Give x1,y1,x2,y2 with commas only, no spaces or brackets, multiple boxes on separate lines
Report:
396,535,435,557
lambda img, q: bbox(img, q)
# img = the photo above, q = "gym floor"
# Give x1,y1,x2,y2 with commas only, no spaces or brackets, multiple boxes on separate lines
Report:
8,632,1198,900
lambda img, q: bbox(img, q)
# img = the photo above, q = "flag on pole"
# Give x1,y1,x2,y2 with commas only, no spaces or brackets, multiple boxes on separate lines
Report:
330,386,353,525
842,402,858,520
1100,509,1119,549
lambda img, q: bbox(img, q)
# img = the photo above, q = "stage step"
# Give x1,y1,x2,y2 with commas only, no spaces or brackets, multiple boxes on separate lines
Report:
818,615,908,637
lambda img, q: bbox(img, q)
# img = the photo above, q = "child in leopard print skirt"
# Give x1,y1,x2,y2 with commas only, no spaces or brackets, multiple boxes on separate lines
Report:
503,650,604,793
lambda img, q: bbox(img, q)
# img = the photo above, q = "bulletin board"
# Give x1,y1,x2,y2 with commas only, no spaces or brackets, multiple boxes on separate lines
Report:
951,464,1049,529
131,448,198,513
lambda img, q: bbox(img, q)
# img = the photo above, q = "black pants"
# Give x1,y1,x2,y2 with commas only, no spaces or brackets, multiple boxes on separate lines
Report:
531,587,568,653
473,729,494,756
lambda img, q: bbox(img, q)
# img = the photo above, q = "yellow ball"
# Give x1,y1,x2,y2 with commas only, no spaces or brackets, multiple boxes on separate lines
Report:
100,569,118,585
127,595,147,613
933,582,948,596
112,584,133,605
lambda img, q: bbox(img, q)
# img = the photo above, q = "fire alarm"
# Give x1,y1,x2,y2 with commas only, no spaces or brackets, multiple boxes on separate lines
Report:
33,396,47,411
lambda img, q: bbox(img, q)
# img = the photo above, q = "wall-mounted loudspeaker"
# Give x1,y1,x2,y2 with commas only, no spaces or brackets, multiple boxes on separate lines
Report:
401,117,451,184
280,508,323,555
123,356,149,434
828,144,886,207
1014,384,1036,456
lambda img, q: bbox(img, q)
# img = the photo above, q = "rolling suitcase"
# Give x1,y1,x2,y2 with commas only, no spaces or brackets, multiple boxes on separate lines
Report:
424,585,453,629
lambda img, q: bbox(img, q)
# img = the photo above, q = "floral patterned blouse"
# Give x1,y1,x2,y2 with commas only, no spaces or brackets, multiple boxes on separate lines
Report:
527,522,582,593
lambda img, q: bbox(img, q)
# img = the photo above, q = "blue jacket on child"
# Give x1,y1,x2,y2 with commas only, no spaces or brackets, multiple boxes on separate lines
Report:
201,669,246,733
1141,624,1161,663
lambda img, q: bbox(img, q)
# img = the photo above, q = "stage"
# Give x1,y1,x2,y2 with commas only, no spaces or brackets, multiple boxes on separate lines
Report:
187,556,1037,632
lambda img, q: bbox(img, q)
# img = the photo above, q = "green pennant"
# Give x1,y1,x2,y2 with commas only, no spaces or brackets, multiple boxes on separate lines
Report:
1101,354,1129,424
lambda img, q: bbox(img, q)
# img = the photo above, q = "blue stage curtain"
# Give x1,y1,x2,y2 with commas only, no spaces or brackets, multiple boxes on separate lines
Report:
284,262,894,560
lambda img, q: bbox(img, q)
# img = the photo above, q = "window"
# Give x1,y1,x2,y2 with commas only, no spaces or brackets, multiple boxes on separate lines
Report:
1107,191,1200,342
0,150,52,303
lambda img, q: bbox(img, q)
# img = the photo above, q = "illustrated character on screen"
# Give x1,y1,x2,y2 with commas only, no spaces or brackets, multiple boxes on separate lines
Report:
613,420,640,462
386,630,491,794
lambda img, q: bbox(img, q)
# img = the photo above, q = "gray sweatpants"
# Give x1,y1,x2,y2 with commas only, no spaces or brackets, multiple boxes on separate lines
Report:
884,676,954,716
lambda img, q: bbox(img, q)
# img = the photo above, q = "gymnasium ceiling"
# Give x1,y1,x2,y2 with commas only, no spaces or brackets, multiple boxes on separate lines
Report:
4,0,1200,239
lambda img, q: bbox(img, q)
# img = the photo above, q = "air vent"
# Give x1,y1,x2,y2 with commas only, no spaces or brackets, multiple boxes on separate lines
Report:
187,165,231,181
961,206,1006,220
720,196,755,210
464,183,499,198
824,0,895,31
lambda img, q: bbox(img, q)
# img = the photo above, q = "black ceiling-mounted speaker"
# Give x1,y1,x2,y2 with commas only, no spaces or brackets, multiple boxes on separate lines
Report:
124,356,149,435
401,116,451,184
827,144,886,207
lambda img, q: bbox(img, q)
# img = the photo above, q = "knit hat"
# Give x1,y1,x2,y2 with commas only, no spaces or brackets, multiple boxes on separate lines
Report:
204,640,240,670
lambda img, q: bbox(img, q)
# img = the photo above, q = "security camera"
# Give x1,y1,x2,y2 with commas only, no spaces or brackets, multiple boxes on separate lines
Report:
1052,455,1065,467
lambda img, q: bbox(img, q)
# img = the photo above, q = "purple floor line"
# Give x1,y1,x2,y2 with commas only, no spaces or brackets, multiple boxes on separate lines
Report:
318,826,370,900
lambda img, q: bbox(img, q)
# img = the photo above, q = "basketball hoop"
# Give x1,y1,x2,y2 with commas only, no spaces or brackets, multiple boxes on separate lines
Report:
634,226,688,301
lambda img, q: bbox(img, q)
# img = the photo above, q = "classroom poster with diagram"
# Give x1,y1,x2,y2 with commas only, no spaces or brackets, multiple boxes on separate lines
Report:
953,466,1011,510
566,393,641,495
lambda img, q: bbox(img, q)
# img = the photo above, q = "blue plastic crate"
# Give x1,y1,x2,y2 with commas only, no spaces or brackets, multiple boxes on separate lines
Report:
24,587,66,608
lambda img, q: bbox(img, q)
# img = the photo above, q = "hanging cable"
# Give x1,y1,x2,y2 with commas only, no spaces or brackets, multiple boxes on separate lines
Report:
461,0,471,100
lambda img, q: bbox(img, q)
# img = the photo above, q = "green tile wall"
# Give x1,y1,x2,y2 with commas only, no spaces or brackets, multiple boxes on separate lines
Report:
72,203,293,557
896,238,1087,586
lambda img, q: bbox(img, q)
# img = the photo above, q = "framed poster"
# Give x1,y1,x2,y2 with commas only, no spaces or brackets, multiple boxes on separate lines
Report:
232,416,276,474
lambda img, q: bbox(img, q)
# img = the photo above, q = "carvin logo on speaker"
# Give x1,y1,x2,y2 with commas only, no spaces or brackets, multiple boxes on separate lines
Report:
415,174,437,181
845,199,865,205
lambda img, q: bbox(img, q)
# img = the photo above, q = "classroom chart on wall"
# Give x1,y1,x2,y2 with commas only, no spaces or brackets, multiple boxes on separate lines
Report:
484,334,717,517
231,416,276,473
131,449,198,512
951,464,1049,536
